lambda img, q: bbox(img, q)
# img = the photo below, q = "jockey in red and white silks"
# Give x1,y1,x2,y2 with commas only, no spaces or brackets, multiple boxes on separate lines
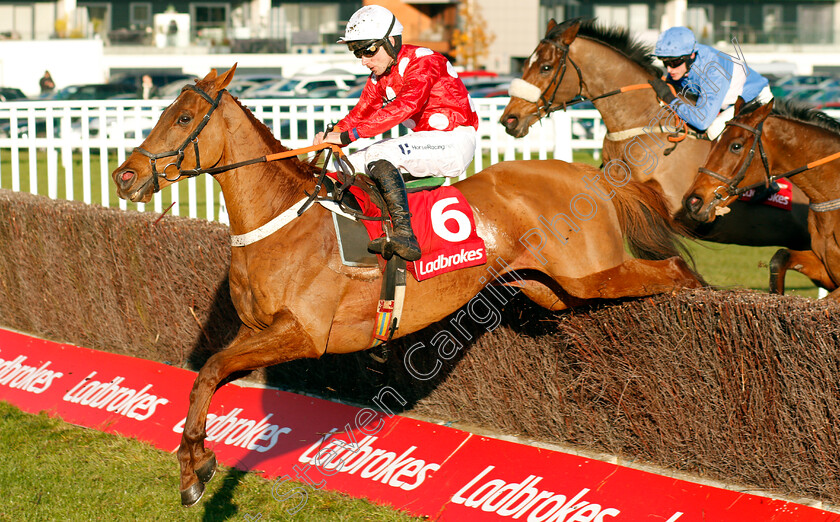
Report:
338,43,479,179
314,4,478,261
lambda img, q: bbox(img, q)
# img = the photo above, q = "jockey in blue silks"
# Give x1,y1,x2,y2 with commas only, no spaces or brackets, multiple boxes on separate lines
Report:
648,26,773,139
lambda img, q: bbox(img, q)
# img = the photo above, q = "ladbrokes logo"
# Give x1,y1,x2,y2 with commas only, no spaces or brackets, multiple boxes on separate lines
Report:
413,247,485,278
298,432,440,491
173,408,292,453
0,353,64,394
62,371,169,421
452,466,621,521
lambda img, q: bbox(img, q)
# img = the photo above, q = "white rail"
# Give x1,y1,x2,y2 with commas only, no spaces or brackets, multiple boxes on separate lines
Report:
0,96,604,221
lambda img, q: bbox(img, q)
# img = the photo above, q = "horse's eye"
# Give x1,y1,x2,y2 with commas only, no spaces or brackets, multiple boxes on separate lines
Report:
730,142,743,153
178,114,192,125
540,64,552,73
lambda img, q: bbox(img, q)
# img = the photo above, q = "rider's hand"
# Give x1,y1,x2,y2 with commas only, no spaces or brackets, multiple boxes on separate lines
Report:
649,77,676,104
313,132,326,146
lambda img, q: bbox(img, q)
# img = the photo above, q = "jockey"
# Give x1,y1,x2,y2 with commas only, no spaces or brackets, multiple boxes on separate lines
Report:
648,26,772,139
313,5,479,262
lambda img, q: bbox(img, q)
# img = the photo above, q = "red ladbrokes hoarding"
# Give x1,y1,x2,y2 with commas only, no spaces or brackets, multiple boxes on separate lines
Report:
0,328,837,521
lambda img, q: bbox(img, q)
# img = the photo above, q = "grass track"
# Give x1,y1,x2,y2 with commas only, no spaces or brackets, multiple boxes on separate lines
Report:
0,402,421,522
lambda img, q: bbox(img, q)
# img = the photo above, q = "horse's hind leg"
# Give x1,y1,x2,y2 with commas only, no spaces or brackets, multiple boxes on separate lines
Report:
178,315,321,507
554,256,703,300
769,249,835,295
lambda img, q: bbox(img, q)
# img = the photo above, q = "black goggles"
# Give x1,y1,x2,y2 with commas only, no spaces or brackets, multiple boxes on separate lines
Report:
662,56,690,69
353,42,382,59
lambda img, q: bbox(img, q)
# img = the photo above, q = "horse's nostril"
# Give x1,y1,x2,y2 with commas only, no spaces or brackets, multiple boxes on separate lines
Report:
121,170,135,182
685,195,702,213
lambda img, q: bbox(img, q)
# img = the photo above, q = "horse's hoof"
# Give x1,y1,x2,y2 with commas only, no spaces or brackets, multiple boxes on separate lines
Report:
196,454,217,484
180,481,205,508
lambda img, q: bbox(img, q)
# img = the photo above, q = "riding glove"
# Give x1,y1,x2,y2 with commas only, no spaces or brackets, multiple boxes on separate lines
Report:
648,77,676,104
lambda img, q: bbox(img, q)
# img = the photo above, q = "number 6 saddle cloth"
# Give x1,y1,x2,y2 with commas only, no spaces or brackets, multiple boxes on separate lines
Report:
337,180,487,281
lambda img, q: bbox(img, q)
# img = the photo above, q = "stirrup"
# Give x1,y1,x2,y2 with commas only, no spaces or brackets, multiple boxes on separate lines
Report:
369,236,420,262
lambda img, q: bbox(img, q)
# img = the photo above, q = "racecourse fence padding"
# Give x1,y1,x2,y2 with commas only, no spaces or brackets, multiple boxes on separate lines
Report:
1,189,839,506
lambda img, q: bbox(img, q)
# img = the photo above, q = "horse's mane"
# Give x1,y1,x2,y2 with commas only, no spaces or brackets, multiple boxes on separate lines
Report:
548,18,662,77
740,98,840,136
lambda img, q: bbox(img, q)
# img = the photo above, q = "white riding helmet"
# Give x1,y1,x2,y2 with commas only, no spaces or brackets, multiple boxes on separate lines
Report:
338,5,403,43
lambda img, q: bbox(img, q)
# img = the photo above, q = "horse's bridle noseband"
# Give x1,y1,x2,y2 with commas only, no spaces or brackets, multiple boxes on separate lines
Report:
697,119,772,200
134,84,224,192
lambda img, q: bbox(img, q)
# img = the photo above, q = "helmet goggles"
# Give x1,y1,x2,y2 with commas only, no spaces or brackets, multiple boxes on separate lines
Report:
349,39,383,59
662,55,691,69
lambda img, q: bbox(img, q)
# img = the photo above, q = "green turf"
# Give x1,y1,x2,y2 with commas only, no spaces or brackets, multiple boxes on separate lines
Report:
0,401,422,521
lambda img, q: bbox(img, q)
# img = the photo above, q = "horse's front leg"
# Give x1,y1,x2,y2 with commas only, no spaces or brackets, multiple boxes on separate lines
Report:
769,248,835,295
178,312,322,506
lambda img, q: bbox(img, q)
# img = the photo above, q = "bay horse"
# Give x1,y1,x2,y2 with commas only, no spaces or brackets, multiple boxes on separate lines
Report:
499,18,811,250
111,66,702,506
684,97,840,296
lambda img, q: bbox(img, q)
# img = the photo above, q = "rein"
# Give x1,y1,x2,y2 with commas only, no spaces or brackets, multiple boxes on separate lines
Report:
136,83,389,244
698,118,840,211
134,84,350,191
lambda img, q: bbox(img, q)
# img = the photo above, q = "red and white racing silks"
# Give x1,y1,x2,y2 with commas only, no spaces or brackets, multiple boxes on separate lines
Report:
344,182,487,281
335,44,479,141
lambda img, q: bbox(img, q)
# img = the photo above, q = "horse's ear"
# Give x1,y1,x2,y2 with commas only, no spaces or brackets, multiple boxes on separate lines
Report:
734,96,745,115
202,69,219,82
755,97,774,119
545,19,557,37
216,63,238,90
560,18,581,46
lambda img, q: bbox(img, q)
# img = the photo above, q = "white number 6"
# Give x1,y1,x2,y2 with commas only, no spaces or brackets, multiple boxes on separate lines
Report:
430,197,471,242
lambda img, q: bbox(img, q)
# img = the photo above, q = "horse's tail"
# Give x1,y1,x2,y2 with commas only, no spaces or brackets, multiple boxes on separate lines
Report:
608,175,699,269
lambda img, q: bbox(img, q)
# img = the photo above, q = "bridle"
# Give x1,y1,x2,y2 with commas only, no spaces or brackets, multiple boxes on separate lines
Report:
698,115,840,211
131,83,390,222
697,119,772,201
513,36,664,124
133,84,350,196
528,37,585,118
134,84,226,192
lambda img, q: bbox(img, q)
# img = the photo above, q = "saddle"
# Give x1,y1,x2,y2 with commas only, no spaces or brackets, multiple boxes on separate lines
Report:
304,149,486,349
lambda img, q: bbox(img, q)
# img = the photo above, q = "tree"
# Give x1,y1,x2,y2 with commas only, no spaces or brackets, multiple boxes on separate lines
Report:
450,0,496,70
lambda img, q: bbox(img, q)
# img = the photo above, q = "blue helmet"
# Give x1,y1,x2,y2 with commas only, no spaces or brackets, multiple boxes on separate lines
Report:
655,27,696,57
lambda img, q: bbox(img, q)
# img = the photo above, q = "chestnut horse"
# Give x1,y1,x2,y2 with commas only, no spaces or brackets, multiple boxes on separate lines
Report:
684,97,840,296
500,18,811,250
112,66,702,506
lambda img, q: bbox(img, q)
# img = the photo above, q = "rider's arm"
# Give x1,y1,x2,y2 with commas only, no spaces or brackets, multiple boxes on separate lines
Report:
334,76,379,142
669,50,732,131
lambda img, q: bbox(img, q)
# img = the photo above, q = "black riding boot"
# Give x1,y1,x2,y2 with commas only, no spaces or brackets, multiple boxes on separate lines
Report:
367,159,421,261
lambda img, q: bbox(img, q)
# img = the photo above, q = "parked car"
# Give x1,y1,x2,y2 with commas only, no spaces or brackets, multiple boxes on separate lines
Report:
156,77,200,100
468,84,511,98
0,87,27,102
109,72,195,90
243,74,356,99
339,85,365,99
803,88,840,106
774,74,834,90
45,83,139,101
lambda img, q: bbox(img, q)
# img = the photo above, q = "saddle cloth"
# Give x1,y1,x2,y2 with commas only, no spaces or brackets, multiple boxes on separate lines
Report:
737,177,793,211
340,180,487,281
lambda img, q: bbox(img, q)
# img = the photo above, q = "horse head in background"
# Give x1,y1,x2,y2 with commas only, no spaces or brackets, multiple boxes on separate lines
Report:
686,97,840,296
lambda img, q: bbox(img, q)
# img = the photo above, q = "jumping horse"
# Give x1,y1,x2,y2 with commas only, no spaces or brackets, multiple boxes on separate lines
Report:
500,18,811,251
111,66,702,506
685,97,840,296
